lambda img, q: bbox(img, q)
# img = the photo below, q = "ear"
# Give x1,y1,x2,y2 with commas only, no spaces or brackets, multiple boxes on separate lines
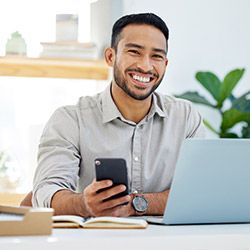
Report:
104,47,115,67
165,58,169,67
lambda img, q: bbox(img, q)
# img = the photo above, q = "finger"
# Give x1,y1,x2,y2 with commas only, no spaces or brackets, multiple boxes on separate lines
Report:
100,202,132,217
97,184,127,201
101,195,131,210
91,179,113,193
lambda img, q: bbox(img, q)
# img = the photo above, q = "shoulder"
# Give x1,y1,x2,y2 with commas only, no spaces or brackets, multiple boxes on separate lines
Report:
51,92,101,120
50,105,78,124
155,92,205,138
77,92,101,111
155,92,195,114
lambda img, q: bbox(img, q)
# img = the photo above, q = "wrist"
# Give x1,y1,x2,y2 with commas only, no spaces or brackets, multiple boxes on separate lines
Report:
131,192,148,215
129,193,137,216
78,193,92,217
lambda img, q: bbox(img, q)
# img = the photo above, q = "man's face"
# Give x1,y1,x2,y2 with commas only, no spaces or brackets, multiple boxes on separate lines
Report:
111,24,168,101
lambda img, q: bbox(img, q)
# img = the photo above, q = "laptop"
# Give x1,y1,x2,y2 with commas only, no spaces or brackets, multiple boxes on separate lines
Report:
147,139,250,225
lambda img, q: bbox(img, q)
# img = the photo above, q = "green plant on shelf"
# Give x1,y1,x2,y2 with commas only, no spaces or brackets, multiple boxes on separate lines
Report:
0,151,9,175
0,150,21,192
176,68,250,138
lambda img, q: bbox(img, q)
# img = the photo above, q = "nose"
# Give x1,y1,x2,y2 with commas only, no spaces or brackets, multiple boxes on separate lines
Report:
136,55,154,73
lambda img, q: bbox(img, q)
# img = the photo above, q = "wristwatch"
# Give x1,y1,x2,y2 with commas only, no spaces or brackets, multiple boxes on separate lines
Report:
132,194,148,214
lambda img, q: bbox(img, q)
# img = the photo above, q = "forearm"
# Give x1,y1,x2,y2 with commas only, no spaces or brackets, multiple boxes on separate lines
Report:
144,189,170,215
51,187,170,217
51,189,90,217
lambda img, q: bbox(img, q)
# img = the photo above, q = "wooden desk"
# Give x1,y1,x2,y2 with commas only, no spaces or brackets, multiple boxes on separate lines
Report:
0,57,109,80
1,224,250,249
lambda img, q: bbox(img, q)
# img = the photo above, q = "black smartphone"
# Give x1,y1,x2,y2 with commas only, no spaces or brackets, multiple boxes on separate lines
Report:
95,158,129,201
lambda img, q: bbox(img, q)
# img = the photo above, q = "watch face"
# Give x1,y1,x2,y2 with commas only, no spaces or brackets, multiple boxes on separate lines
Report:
132,196,148,213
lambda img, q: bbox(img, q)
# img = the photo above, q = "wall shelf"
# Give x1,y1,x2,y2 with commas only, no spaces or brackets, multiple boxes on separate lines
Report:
0,57,109,80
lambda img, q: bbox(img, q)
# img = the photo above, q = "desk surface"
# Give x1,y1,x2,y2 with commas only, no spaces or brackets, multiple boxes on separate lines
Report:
1,224,250,250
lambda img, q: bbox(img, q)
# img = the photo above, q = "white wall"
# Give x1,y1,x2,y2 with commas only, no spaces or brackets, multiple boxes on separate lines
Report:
91,0,123,57
122,0,249,94
122,0,250,136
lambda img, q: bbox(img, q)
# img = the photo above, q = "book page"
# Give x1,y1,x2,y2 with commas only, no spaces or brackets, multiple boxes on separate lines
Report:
52,215,148,229
84,217,148,229
85,216,146,225
53,215,86,226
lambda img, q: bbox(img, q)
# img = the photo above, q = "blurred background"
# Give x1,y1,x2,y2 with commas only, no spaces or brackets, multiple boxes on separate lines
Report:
0,0,249,194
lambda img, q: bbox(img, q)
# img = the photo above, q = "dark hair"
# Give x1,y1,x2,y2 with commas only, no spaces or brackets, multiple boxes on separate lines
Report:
111,13,169,51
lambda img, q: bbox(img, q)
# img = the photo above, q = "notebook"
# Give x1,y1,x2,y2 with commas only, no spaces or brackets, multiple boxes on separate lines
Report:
147,139,250,225
53,215,147,229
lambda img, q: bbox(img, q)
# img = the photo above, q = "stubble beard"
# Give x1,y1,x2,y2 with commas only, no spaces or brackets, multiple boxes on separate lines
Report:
113,62,165,101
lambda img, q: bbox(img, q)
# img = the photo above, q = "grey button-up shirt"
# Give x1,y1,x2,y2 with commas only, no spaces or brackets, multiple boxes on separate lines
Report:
32,85,205,207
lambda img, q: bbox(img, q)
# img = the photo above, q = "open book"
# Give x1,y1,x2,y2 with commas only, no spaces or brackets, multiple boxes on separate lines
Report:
53,215,147,229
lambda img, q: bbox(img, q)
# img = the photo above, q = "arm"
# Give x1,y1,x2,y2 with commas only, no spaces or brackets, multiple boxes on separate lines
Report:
142,189,169,215
32,107,81,208
51,185,169,217
24,185,169,216
20,191,33,207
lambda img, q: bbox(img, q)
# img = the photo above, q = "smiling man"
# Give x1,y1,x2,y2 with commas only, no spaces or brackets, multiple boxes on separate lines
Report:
31,13,204,217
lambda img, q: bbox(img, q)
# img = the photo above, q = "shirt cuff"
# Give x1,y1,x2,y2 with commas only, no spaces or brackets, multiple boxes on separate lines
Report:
32,183,67,208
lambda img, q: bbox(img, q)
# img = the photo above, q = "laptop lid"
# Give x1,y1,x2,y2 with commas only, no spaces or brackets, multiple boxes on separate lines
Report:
163,139,250,225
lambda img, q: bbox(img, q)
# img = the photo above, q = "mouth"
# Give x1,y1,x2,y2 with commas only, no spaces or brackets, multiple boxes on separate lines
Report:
127,71,157,88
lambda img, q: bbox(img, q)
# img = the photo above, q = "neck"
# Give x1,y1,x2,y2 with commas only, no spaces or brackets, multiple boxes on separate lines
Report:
111,82,152,123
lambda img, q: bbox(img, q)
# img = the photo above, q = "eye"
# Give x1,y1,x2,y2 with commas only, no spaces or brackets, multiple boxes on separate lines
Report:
152,54,165,60
128,49,140,55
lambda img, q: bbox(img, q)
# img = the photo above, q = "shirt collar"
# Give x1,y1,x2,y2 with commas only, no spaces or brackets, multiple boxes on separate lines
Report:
148,92,167,119
101,84,167,124
101,84,123,124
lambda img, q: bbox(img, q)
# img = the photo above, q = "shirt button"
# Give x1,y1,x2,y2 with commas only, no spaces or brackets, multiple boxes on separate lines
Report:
134,156,139,161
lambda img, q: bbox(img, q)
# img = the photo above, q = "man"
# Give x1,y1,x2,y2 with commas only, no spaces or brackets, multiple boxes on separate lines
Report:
31,13,204,217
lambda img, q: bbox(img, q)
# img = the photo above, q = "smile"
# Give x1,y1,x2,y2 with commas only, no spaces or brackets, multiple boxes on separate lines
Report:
128,72,156,87
132,74,150,83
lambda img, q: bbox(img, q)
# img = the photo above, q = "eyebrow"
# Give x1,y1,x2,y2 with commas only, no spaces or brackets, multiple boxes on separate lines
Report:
125,43,167,55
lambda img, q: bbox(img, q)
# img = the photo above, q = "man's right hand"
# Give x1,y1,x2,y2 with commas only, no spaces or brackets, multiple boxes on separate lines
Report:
82,179,132,217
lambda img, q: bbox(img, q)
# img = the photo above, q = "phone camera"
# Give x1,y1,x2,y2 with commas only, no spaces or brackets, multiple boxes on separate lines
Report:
95,160,101,166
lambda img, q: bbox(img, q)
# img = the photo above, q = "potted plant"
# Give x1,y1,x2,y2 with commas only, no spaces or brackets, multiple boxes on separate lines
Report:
0,151,9,175
176,68,250,138
0,150,20,192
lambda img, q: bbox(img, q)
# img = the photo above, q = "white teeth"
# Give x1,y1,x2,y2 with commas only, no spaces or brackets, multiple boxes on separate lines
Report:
132,74,150,83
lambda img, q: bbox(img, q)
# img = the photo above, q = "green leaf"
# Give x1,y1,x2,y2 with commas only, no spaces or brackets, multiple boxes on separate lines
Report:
220,132,239,138
203,119,219,135
221,108,250,131
228,94,236,103
196,72,221,102
241,124,250,138
219,68,245,105
221,91,250,131
175,91,215,107
231,91,250,112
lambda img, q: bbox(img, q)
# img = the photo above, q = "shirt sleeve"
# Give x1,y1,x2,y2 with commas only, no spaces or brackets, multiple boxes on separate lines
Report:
32,106,81,208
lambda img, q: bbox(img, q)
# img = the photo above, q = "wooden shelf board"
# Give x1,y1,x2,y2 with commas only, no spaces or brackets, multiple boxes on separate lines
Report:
0,57,109,80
